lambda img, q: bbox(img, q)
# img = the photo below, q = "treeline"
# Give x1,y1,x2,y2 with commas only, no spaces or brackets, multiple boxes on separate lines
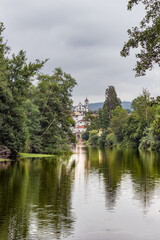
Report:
0,23,77,158
82,86,160,151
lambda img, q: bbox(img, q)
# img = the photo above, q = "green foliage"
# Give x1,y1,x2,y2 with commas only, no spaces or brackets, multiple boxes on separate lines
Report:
0,24,77,158
22,99,42,153
98,133,106,147
0,24,28,157
7,50,46,102
110,106,128,143
106,133,116,147
1,23,160,155
86,115,100,131
84,88,160,151
82,131,89,141
89,130,98,145
140,108,160,151
122,112,143,148
139,127,152,150
119,89,157,149
121,0,160,76
132,89,156,123
89,134,99,145
103,86,121,120
98,107,109,130
89,130,98,137
35,68,77,154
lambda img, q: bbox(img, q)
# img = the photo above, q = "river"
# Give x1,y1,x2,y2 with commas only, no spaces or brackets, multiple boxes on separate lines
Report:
0,146,160,239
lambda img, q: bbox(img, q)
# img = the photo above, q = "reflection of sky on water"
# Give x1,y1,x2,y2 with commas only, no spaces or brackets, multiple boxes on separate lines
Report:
0,147,160,239
66,146,160,240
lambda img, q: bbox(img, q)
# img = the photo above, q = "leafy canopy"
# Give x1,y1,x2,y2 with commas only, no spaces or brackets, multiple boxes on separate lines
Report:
121,0,160,76
0,23,77,157
103,86,121,120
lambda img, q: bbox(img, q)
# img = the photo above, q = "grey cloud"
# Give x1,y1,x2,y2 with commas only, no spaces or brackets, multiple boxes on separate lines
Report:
0,0,159,104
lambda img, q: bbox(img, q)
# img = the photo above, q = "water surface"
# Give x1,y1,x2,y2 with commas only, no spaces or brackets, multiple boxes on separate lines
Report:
0,146,160,239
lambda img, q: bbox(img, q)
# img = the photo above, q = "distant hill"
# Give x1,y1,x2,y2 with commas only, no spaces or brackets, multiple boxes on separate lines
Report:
89,102,103,111
89,101,132,111
121,101,133,110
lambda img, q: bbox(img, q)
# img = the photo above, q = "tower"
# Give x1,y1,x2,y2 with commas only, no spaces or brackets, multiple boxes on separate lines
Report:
84,97,89,112
78,102,82,112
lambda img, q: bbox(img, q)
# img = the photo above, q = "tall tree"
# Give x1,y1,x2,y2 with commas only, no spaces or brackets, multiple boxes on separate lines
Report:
0,23,46,157
103,86,121,120
0,23,22,157
132,89,156,123
7,50,46,102
110,106,128,143
0,24,78,157
35,68,77,154
98,107,109,130
121,0,160,76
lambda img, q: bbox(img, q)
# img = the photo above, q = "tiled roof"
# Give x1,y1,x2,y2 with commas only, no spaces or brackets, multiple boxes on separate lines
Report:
76,125,86,129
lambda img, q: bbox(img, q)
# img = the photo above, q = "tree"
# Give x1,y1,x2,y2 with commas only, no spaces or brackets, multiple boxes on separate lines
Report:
7,50,46,102
0,23,27,157
89,130,98,145
103,86,121,120
132,89,156,124
82,131,89,141
35,68,77,154
0,23,48,157
121,90,156,149
22,99,42,153
110,106,128,143
98,133,107,147
123,112,142,148
85,114,100,131
98,107,110,130
6,51,46,156
140,105,160,150
106,132,116,147
121,0,160,76
0,24,77,158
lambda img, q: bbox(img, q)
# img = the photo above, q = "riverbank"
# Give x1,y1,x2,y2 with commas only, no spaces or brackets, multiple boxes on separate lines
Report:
19,153,55,159
0,159,13,162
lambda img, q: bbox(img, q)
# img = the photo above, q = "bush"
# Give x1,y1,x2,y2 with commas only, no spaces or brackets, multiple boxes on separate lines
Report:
82,131,89,141
89,134,98,145
98,134,106,147
106,133,116,147
90,130,98,137
89,130,98,145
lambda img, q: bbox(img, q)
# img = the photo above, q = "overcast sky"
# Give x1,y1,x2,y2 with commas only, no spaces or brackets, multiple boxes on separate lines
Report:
1,0,159,104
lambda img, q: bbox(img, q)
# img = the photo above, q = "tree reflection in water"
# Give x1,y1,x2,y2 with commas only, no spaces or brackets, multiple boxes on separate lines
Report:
85,147,160,212
0,147,160,239
0,157,75,239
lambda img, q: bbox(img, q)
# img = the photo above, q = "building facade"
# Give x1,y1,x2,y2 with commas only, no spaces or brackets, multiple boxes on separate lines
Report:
73,98,89,115
72,98,90,141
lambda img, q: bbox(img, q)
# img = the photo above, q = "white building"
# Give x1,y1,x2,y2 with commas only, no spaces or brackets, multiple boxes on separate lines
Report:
72,98,90,141
73,98,89,115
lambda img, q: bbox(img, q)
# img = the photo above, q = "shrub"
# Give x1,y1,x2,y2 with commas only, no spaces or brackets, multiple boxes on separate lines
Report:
98,134,106,147
106,133,116,147
89,130,98,145
82,131,89,141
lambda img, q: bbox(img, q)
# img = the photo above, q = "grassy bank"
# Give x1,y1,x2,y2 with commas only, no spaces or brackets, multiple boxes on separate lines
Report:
0,151,73,161
0,159,13,162
19,153,55,159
